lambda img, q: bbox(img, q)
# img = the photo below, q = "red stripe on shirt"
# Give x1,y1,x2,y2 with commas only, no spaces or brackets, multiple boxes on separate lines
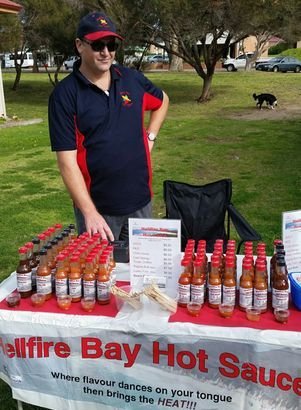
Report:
142,92,163,196
74,116,91,191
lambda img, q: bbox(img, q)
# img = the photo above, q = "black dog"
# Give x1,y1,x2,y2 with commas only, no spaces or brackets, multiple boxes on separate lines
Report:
253,93,277,109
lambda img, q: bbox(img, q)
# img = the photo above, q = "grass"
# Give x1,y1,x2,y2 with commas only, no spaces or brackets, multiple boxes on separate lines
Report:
0,68,301,409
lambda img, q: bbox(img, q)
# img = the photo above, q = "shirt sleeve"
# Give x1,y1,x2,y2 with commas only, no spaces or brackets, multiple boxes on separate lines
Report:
135,70,164,111
48,86,77,152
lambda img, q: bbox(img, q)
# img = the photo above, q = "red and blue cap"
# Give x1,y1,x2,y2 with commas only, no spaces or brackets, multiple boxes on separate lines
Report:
77,11,123,41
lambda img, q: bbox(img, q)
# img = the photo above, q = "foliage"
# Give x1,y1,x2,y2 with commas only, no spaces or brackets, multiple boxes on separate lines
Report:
280,48,301,60
268,42,291,55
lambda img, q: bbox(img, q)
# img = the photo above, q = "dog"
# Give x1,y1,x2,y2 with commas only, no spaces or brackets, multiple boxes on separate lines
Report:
253,93,277,109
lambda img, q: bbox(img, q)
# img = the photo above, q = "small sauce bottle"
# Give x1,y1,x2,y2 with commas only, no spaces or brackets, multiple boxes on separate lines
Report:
83,256,96,299
253,260,268,312
97,255,110,305
222,256,236,306
239,259,253,311
69,254,82,302
55,254,68,296
191,258,205,306
208,256,222,308
16,246,32,298
36,249,52,300
178,259,191,307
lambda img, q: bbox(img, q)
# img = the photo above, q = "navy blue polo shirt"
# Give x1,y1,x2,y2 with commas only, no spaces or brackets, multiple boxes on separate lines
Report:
48,63,163,215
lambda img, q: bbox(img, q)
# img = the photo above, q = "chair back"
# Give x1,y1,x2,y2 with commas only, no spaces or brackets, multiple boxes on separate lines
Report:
164,179,232,252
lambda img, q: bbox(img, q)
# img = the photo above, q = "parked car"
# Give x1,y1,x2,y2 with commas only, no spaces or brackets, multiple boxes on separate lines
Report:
222,53,254,71
146,54,169,64
256,56,301,73
63,56,78,70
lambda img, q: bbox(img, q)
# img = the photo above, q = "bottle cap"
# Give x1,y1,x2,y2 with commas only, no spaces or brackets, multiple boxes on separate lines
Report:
18,246,28,254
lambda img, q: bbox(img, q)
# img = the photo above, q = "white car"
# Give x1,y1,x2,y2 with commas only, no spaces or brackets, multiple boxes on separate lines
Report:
63,56,78,70
222,53,254,71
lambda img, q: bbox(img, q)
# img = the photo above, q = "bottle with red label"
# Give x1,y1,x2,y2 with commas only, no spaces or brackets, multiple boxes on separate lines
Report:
208,255,222,308
178,259,191,307
69,254,82,302
83,255,96,299
239,259,253,311
253,259,268,312
16,246,32,298
191,258,205,306
55,254,68,296
36,249,52,300
97,255,110,304
222,256,236,306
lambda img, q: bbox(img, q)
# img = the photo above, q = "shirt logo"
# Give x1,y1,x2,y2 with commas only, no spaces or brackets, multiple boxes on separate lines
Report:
120,92,133,107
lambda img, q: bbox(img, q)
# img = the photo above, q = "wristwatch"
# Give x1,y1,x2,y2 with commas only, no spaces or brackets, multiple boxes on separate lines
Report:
147,131,157,141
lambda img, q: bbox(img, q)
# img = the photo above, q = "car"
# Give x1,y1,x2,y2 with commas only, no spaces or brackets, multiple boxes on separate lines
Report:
222,53,254,71
63,56,78,70
256,56,301,73
146,54,169,64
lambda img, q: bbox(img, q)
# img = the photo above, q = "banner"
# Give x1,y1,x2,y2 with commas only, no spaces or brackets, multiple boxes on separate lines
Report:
1,313,301,410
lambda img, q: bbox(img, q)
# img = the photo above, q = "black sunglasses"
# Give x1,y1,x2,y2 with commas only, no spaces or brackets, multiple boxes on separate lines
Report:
81,38,119,52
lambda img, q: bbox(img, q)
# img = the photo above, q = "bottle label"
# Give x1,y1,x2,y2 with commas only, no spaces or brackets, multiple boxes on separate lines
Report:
191,284,204,304
83,280,96,298
178,283,190,304
222,285,236,305
208,284,222,305
17,272,32,292
55,278,68,296
36,274,52,295
239,287,253,308
69,278,82,298
254,288,267,310
97,281,110,301
272,288,289,309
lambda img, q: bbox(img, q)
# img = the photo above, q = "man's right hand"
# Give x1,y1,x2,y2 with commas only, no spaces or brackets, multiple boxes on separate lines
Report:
84,209,114,241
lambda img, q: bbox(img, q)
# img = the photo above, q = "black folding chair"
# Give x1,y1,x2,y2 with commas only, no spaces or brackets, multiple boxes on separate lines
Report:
163,179,261,253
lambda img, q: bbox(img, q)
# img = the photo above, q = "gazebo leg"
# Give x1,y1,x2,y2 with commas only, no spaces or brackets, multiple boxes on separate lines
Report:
17,400,23,410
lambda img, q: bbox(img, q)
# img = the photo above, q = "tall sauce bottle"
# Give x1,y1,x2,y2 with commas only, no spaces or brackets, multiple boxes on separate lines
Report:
36,249,52,300
16,246,32,298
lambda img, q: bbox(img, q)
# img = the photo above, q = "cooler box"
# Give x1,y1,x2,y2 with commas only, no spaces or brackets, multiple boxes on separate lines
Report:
289,272,301,311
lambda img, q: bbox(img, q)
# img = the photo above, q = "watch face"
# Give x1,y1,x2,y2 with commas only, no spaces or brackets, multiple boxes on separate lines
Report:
147,132,156,141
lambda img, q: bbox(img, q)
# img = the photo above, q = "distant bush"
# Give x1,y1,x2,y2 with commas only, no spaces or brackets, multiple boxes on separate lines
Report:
268,42,291,55
280,48,301,60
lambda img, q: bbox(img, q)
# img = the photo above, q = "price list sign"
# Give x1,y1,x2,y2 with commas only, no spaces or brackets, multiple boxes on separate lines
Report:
129,218,182,297
282,209,301,273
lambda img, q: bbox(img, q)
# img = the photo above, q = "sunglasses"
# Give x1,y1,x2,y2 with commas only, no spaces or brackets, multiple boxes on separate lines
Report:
81,38,119,52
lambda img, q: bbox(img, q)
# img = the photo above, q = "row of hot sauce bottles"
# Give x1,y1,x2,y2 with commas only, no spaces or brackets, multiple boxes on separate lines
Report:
177,238,289,312
16,224,288,314
16,223,115,305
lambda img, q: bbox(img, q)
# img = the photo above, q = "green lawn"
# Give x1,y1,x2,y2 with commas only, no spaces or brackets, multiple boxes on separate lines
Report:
0,67,301,408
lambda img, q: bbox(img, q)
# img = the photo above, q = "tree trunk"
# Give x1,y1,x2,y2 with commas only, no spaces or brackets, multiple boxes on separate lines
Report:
12,64,22,91
170,37,183,72
196,74,213,103
32,50,39,73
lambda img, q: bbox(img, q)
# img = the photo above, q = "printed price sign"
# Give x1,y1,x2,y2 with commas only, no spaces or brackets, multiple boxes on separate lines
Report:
282,210,301,273
129,218,181,296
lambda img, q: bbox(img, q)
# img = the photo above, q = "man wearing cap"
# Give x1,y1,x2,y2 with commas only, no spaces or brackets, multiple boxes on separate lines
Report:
49,11,169,240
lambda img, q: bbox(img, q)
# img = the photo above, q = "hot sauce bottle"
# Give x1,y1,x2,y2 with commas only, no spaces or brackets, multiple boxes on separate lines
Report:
97,255,110,305
83,256,96,299
239,259,253,311
177,259,191,307
69,254,82,302
253,259,268,312
55,254,68,296
36,249,52,300
222,256,236,306
16,246,32,298
272,256,289,310
208,255,222,308
191,258,205,306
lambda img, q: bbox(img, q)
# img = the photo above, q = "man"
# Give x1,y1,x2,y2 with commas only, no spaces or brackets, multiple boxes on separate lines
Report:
49,11,169,241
